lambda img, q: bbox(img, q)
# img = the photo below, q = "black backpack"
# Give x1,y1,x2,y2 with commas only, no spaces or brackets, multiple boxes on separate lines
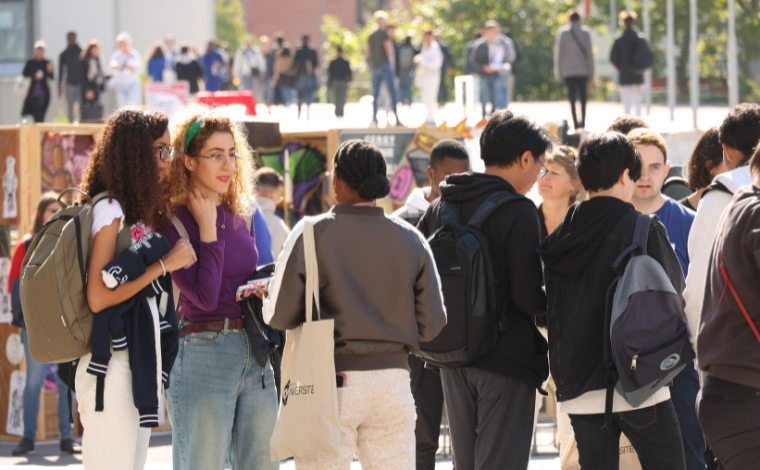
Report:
416,191,524,369
631,37,654,75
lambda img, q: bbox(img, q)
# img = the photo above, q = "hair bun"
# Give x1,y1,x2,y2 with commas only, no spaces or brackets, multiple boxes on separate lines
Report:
358,173,391,200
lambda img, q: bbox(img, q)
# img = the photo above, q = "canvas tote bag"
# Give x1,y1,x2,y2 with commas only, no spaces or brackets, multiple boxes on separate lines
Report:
270,217,341,461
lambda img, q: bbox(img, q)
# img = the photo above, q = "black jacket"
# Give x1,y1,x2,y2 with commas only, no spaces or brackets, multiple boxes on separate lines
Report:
22,59,53,119
328,57,352,84
294,46,318,77
537,198,684,402
417,172,549,390
59,45,83,87
610,28,645,85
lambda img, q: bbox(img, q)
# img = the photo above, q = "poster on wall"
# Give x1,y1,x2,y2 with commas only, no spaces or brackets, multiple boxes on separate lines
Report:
41,133,95,196
0,130,19,223
6,370,24,436
338,129,465,213
146,82,190,119
0,258,11,324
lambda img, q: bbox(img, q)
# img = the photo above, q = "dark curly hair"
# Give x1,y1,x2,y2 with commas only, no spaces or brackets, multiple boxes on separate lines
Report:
606,115,649,135
685,127,724,190
333,140,390,200
79,107,169,231
719,103,760,158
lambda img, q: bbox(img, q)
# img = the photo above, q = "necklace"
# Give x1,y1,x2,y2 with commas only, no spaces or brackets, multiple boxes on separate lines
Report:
217,208,226,230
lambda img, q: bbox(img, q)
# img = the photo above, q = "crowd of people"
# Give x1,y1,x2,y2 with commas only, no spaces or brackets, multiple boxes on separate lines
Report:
9,98,760,470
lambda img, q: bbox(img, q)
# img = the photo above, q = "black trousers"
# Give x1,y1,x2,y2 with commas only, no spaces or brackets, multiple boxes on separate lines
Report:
410,355,444,470
565,76,588,129
697,375,760,470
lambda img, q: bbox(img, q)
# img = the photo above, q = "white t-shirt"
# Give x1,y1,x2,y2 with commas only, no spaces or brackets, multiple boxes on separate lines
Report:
560,386,670,415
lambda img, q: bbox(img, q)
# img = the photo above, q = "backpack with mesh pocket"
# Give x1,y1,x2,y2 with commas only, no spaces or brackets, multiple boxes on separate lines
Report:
20,189,132,363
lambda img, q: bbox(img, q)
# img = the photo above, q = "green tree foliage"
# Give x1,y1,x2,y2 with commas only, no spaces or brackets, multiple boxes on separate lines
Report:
216,0,247,52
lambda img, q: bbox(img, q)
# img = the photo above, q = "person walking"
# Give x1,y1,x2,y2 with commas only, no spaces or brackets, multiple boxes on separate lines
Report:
396,34,416,106
58,31,83,122
164,107,277,470
21,40,54,123
234,35,267,101
328,46,352,118
366,11,400,127
414,30,444,127
176,45,204,97
392,139,469,470
80,39,105,121
147,44,167,82
469,21,513,118
696,146,760,470
163,34,178,82
261,35,275,107
294,35,318,120
494,31,516,110
681,128,728,211
265,139,446,469
538,132,687,469
610,11,646,116
110,32,143,107
627,129,705,470
77,107,194,470
554,10,594,130
9,194,80,457
201,41,225,93
417,111,552,470
272,35,295,107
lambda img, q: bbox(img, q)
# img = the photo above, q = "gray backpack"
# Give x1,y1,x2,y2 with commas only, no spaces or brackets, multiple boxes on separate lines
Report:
601,214,695,435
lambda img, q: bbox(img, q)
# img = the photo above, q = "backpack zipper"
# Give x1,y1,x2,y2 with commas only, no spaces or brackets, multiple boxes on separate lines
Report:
630,329,687,370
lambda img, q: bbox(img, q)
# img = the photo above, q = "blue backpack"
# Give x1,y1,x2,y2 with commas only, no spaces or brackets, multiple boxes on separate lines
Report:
602,214,695,434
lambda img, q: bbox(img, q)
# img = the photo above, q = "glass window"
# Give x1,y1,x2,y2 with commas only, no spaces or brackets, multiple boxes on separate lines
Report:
0,1,28,62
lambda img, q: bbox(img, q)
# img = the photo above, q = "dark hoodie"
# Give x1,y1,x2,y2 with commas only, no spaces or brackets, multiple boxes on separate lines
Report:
698,185,760,389
417,172,549,390
537,197,684,402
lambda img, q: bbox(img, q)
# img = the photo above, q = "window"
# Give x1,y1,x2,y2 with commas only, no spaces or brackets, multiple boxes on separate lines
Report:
0,0,30,62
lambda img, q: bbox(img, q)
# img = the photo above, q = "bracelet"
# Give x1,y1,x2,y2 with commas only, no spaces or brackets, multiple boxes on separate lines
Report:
159,259,167,276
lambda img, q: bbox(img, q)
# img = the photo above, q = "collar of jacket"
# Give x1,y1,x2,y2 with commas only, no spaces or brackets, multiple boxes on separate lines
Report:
330,204,385,217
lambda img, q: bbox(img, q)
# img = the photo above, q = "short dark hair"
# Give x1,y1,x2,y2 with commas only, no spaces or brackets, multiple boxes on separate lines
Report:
568,10,581,22
606,116,649,135
336,46,343,53
302,35,310,45
719,103,760,158
334,140,391,200
429,139,469,168
577,132,642,192
480,111,554,168
685,127,723,190
254,167,284,189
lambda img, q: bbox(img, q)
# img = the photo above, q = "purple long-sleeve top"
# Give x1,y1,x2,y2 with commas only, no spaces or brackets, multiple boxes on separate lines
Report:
164,204,258,322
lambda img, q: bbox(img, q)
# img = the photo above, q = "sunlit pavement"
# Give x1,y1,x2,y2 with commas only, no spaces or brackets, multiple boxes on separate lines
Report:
0,431,562,468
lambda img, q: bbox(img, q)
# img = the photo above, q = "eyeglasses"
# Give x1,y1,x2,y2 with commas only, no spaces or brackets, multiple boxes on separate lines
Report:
156,146,176,162
191,152,241,168
538,162,549,179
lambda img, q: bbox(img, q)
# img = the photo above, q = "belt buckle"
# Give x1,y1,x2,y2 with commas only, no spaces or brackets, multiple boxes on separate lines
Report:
223,318,229,335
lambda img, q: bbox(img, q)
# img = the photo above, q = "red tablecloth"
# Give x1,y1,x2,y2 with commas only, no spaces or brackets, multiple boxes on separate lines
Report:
196,91,257,116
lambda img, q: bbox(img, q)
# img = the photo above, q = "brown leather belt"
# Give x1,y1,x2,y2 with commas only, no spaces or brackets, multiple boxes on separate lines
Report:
179,317,246,338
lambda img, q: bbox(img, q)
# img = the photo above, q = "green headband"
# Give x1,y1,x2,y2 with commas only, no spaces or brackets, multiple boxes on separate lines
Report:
183,111,217,155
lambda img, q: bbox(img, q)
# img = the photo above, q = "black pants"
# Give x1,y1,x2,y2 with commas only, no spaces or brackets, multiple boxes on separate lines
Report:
565,76,588,129
697,375,760,470
410,356,444,470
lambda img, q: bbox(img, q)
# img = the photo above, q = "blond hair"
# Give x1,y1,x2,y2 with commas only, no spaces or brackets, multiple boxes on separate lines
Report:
166,105,254,222
546,146,587,202
627,128,668,162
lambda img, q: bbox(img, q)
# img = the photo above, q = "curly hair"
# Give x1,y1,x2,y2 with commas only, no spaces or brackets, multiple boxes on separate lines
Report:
79,106,170,231
333,140,390,200
166,105,254,221
685,127,723,190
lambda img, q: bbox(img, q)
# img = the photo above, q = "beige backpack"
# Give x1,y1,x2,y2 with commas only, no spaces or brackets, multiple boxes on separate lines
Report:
20,189,132,363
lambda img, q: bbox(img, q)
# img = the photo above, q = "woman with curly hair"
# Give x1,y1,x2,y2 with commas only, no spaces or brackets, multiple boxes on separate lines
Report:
163,106,276,470
680,127,728,211
77,107,196,470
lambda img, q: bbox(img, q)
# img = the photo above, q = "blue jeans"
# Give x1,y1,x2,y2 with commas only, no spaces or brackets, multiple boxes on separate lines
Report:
280,87,293,106
479,74,499,117
372,63,398,121
166,329,278,470
496,71,510,110
398,71,413,106
570,399,686,470
670,361,707,470
115,81,142,108
22,330,73,441
296,75,317,117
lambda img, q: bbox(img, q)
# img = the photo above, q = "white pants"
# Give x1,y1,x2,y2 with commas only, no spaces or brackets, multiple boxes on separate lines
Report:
620,84,643,116
116,81,142,108
76,297,161,470
419,72,441,125
295,369,416,470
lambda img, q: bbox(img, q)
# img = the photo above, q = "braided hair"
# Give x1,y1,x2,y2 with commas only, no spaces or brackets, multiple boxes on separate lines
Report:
333,140,391,200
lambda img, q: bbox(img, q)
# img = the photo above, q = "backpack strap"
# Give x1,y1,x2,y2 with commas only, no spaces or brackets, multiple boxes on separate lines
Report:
702,181,732,199
467,191,524,230
439,200,460,226
612,214,652,269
